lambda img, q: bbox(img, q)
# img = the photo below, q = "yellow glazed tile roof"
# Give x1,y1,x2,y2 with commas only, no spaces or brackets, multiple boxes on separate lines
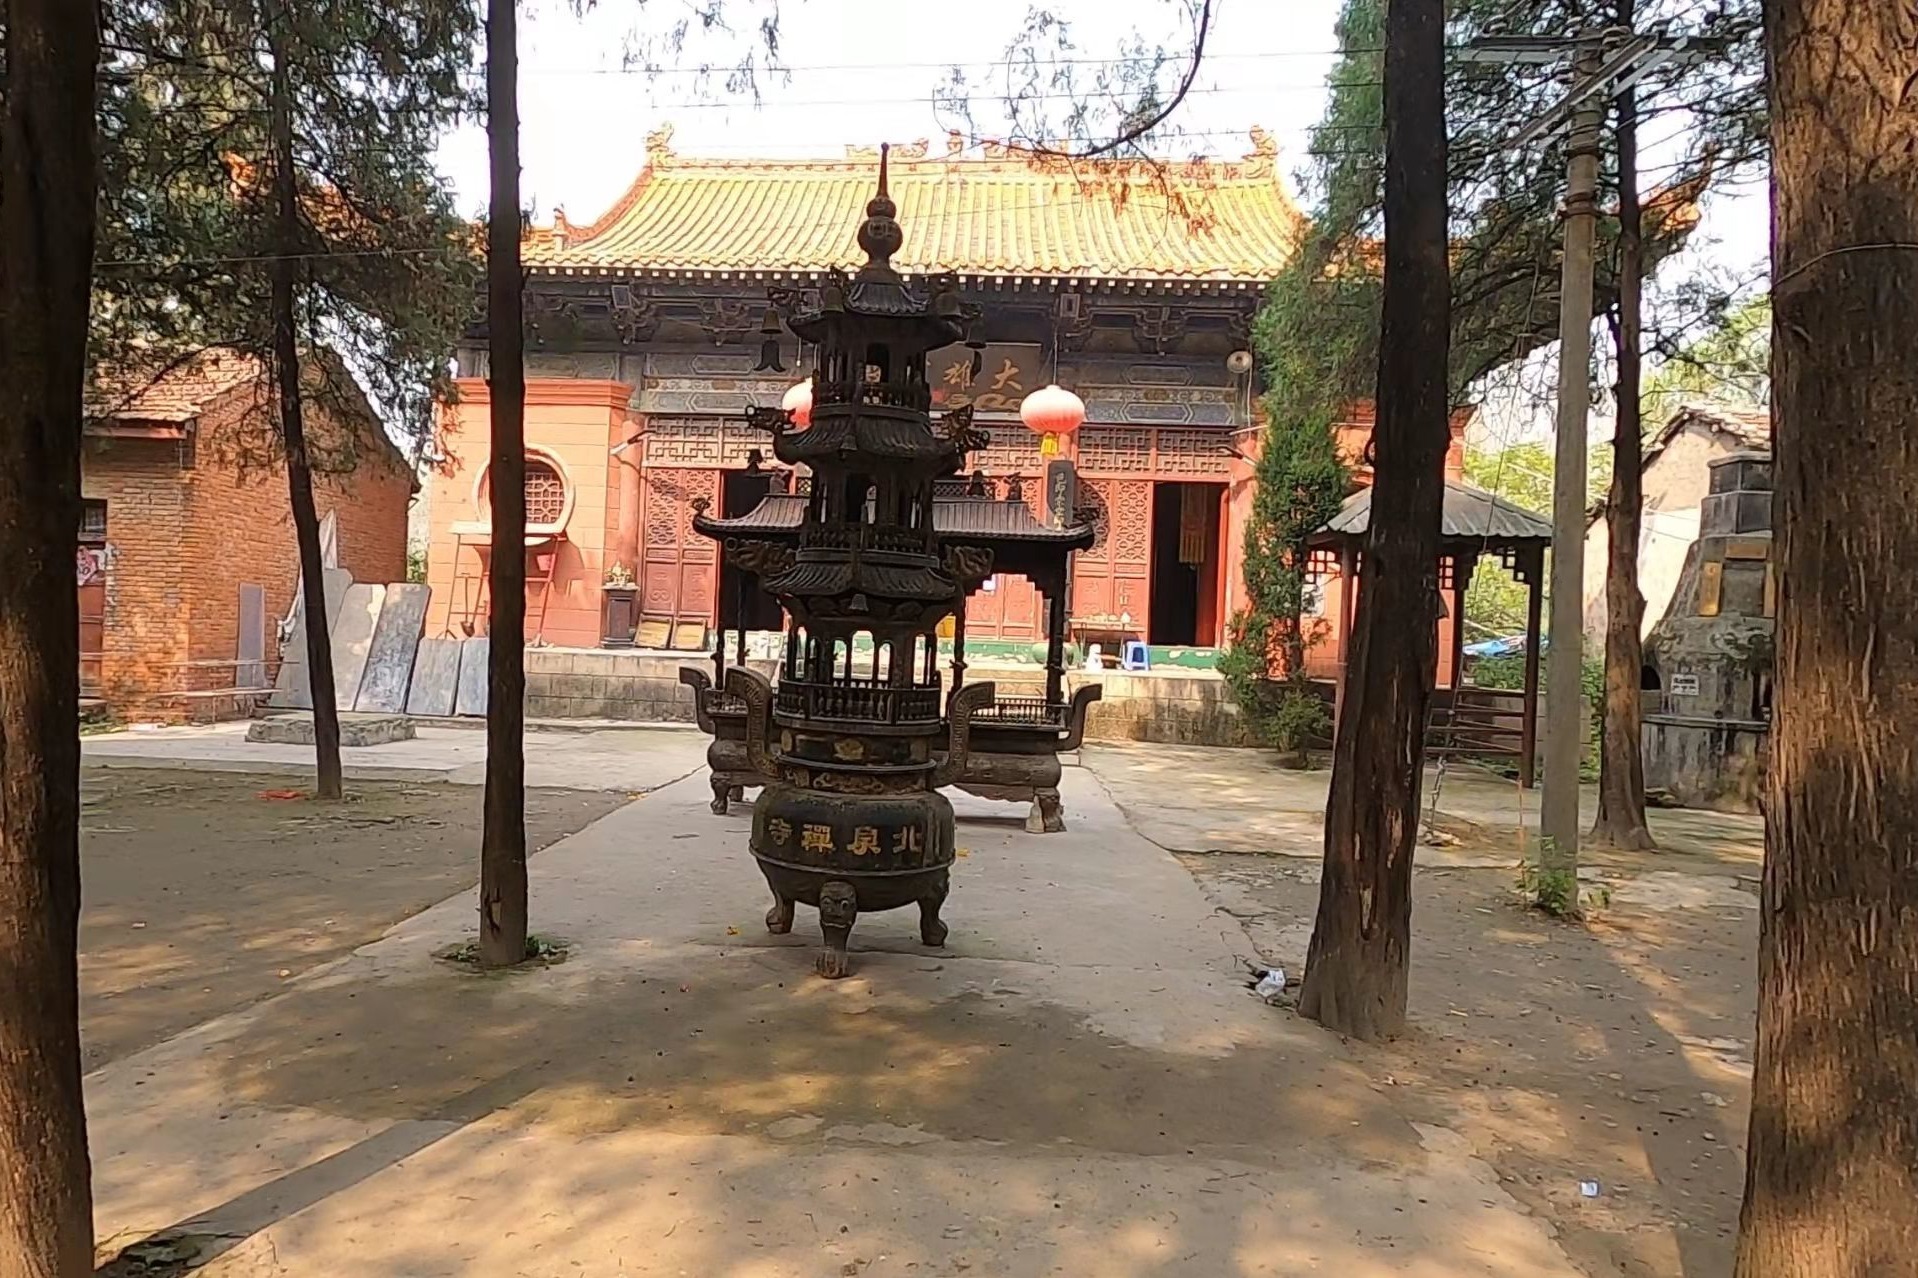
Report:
525,128,1305,283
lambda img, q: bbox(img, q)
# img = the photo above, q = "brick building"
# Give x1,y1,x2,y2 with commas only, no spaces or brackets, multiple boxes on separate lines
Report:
82,349,414,713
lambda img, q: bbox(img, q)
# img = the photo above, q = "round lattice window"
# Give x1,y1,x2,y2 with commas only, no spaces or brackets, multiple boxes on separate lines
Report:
525,459,566,525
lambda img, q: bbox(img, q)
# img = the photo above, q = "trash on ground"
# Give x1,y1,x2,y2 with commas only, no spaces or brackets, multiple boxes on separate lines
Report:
1578,1179,1602,1198
1251,967,1288,1003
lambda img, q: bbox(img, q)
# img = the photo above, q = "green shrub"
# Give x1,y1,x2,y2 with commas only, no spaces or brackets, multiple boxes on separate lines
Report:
1268,688,1331,766
1519,861,1580,918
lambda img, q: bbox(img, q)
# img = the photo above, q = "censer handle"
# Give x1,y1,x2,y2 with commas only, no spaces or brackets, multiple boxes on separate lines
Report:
1060,683,1103,752
933,680,996,787
678,666,716,735
723,666,779,778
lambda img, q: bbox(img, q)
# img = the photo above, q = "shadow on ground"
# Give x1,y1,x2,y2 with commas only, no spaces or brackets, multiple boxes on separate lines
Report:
1088,741,1764,873
78,767,626,1070
1183,852,1756,1278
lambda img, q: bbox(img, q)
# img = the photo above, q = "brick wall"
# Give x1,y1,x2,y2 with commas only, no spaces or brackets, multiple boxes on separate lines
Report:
81,436,191,702
185,386,414,685
83,378,415,710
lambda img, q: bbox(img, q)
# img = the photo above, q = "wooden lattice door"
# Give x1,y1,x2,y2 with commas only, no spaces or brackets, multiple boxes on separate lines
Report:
1071,478,1152,628
639,468,720,638
77,499,106,697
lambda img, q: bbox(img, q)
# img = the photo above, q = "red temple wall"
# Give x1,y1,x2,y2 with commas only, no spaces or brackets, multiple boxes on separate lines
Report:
423,391,1466,664
425,378,633,649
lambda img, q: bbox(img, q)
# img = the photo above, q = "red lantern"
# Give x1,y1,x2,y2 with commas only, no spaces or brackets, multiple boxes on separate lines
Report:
1019,382,1085,457
781,379,814,428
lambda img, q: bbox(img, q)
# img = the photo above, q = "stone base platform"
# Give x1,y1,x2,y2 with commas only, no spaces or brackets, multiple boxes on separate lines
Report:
247,713,417,747
521,648,1256,747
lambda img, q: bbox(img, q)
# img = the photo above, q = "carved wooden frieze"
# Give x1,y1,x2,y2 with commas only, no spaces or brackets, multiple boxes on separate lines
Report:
608,283,660,345
1079,385,1237,428
525,352,620,380
1075,425,1232,479
635,350,795,416
967,430,1042,477
643,416,774,469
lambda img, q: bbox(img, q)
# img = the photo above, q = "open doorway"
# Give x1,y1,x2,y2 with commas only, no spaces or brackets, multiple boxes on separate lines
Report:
718,470,784,633
1148,481,1225,647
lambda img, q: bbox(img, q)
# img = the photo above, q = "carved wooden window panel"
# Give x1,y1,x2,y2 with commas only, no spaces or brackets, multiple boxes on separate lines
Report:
973,431,1042,478
1111,481,1153,561
525,459,566,525
1154,429,1230,477
1079,481,1111,554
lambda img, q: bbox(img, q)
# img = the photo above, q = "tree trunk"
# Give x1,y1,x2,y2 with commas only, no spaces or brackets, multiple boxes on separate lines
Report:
1736,0,1918,1271
1297,0,1450,1042
478,0,528,969
1591,0,1654,852
0,2,100,1272
265,3,343,800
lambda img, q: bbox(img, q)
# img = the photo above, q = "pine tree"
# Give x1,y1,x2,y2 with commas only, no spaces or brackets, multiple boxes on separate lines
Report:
97,0,478,797
1296,0,1451,1042
1591,0,1654,851
0,5,101,1273
478,0,529,968
1217,274,1352,765
1736,0,1918,1266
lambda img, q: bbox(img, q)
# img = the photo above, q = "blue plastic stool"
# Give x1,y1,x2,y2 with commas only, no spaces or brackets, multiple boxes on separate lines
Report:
1120,640,1151,671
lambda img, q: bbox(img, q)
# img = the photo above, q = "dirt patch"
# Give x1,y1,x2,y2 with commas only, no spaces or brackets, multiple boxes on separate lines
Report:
78,767,628,1071
1182,852,1757,1278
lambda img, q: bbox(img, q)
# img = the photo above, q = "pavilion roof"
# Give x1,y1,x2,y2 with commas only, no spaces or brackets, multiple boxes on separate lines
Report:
1315,481,1553,547
695,490,1093,550
525,128,1305,285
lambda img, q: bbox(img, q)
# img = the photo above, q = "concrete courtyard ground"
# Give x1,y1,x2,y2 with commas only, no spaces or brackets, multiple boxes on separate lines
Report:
80,725,1758,1277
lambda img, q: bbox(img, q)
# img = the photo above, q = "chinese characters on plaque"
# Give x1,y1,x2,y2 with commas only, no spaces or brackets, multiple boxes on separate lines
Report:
928,342,1041,417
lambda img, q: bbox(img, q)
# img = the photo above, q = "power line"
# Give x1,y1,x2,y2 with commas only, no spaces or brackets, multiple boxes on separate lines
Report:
128,81,1372,115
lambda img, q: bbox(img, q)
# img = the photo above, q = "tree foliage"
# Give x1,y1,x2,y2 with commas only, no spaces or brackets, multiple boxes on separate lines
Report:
1460,437,1609,636
95,0,480,458
933,0,1215,163
1645,293,1770,415
1266,0,1762,427
1217,267,1354,763
94,1,478,797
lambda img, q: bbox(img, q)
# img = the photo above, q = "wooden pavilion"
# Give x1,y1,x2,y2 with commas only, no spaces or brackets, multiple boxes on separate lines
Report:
1311,480,1554,785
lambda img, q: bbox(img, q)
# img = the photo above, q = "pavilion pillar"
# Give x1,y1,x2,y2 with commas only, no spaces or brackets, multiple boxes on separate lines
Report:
950,594,968,702
1520,549,1544,789
1333,539,1358,730
1044,572,1069,707
1449,555,1471,691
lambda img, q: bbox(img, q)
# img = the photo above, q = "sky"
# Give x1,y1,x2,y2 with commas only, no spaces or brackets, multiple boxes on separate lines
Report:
436,0,1356,226
431,0,1771,448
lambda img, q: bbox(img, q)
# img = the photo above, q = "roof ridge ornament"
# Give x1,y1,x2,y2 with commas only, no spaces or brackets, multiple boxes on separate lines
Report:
854,142,904,282
645,123,675,167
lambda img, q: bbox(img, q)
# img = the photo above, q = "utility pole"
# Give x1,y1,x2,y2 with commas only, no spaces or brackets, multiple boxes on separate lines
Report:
1458,27,1699,882
1539,44,1604,873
